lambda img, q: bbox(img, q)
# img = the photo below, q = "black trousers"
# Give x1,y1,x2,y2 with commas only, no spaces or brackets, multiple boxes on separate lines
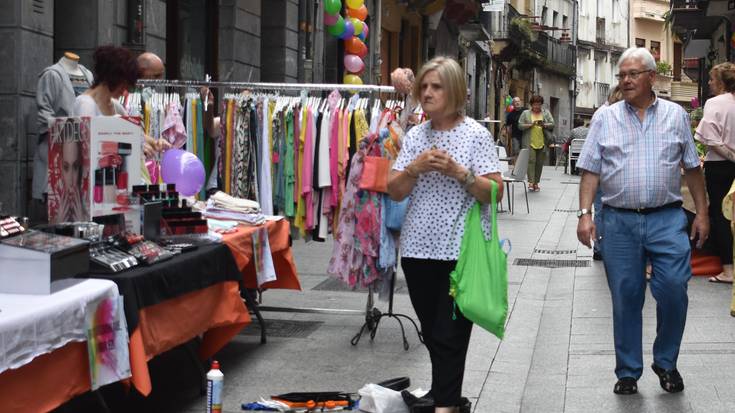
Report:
704,161,735,265
401,257,473,407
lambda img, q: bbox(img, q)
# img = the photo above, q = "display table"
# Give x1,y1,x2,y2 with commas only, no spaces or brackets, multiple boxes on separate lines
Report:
0,279,124,412
222,218,301,290
85,243,251,395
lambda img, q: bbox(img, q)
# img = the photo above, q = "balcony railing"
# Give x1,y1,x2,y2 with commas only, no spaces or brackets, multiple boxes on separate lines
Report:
671,0,702,10
595,82,610,107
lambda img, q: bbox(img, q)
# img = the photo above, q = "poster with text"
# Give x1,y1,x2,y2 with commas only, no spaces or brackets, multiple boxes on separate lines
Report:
48,117,91,223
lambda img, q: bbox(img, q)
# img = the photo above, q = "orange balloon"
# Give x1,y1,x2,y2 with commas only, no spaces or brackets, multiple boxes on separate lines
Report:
346,5,368,21
344,37,368,58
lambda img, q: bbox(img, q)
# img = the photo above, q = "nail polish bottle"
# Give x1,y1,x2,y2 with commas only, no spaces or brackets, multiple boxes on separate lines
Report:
104,168,116,204
94,170,104,204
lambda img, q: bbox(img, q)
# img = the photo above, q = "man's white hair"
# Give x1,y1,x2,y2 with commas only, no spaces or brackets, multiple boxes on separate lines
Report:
618,47,656,71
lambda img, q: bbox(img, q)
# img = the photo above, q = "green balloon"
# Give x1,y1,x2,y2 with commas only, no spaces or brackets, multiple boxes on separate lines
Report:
327,15,345,37
325,0,341,15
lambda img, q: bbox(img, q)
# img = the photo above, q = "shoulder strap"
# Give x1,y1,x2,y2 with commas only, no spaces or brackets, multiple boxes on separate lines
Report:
490,180,499,241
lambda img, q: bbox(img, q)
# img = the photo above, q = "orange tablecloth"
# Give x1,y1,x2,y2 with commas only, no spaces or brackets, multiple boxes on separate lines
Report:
691,248,723,276
222,219,301,290
0,281,249,411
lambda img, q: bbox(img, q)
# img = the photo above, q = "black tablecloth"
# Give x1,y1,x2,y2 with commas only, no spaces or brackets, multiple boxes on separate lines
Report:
79,244,241,333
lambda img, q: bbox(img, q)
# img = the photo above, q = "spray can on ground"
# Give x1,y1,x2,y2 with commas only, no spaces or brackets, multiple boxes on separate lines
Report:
206,360,223,413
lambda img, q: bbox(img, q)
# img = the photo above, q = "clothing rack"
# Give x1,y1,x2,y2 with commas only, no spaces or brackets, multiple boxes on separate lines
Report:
135,79,420,349
137,79,396,94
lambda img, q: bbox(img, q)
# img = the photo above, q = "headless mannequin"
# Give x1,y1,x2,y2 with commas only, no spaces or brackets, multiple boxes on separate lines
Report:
58,52,84,77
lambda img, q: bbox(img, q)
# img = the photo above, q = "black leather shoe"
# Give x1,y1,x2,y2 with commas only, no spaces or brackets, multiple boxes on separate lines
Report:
613,377,638,395
401,390,434,412
593,251,603,261
652,364,684,393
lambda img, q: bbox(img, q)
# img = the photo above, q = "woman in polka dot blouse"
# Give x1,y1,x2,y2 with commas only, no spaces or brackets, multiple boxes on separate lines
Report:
388,56,504,412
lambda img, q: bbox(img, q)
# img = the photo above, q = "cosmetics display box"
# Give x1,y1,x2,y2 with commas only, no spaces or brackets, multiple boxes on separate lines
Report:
47,116,143,233
0,230,90,294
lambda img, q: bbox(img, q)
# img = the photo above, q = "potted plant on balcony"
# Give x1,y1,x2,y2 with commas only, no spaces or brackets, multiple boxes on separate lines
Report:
654,61,673,97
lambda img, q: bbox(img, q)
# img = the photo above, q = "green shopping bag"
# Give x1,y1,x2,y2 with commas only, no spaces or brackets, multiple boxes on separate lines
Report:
449,180,508,339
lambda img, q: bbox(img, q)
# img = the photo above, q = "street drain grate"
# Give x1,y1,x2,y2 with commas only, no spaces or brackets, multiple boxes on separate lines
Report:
239,319,323,338
534,248,578,255
554,208,577,213
513,258,590,268
312,277,408,294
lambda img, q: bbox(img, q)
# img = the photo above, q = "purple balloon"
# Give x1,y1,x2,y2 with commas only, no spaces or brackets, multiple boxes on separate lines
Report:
344,54,365,73
161,149,206,197
362,22,369,37
339,20,355,40
324,11,339,26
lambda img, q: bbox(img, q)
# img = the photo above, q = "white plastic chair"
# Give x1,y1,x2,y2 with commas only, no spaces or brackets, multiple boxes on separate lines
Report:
496,146,509,174
502,148,530,214
568,139,585,175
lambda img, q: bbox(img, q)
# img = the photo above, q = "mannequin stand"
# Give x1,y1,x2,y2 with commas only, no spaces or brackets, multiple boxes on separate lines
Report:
351,270,423,350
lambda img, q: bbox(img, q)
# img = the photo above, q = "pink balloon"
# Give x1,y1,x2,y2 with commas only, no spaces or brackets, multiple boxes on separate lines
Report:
324,11,339,26
362,22,369,37
344,54,365,73
161,149,206,196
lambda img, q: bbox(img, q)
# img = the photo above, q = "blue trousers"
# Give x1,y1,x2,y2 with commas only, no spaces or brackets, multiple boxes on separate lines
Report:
601,206,691,379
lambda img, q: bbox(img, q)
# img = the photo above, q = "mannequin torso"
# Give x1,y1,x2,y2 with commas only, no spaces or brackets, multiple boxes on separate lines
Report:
59,53,84,77
58,53,91,97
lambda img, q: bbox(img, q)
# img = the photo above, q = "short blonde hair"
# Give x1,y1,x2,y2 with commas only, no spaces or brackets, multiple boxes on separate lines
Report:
412,56,467,116
711,62,735,93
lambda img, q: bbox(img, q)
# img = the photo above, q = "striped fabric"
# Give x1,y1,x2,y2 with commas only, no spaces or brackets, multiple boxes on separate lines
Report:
577,96,700,209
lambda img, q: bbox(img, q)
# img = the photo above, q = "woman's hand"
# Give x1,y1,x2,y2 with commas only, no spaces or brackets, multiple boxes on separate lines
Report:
144,135,172,158
409,149,441,175
426,149,464,179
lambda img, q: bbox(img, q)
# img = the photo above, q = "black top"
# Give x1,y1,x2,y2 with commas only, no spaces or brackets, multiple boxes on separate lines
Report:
79,244,241,333
506,108,525,139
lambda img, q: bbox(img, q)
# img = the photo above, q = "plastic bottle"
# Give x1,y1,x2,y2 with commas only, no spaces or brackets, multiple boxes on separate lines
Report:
206,360,223,413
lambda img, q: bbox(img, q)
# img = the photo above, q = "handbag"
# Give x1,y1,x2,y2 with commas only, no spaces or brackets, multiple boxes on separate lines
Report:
384,196,409,231
449,180,508,339
359,155,391,193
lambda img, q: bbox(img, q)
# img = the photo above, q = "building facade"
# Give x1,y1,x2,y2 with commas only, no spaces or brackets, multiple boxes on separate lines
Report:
0,0,388,216
671,0,733,105
488,0,577,142
575,0,629,120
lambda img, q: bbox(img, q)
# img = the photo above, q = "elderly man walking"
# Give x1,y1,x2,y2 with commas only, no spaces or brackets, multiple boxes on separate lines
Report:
576,47,709,396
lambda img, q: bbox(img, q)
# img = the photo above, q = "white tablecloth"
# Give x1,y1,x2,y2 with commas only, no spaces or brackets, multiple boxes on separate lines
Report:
0,278,120,373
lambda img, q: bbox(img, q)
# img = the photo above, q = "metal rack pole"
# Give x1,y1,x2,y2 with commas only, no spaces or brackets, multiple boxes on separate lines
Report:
137,79,396,94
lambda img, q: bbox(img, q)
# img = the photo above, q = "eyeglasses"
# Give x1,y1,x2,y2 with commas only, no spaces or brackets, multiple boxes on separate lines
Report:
615,70,653,81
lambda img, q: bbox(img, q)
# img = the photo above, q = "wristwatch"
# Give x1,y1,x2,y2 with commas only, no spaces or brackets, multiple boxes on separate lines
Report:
461,170,476,189
576,208,591,218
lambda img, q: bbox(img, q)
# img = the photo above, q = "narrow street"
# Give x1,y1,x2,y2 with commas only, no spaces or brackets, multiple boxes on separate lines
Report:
59,166,734,413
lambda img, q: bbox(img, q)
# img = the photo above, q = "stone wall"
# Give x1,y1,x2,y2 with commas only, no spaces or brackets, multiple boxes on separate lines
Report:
0,0,54,214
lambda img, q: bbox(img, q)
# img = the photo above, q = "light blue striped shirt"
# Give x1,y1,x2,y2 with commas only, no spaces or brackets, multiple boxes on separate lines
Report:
576,96,700,209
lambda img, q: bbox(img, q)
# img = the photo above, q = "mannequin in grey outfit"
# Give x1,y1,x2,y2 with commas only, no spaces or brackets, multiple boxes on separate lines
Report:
32,52,94,224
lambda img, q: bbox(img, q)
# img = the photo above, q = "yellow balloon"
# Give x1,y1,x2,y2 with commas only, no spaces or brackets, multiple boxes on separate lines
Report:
344,74,363,85
351,18,363,36
345,0,365,9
